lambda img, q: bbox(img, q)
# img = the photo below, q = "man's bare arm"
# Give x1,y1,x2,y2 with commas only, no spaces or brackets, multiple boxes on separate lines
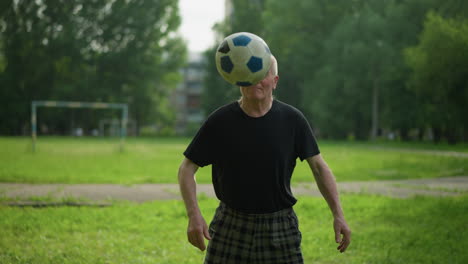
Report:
306,154,351,253
178,158,211,251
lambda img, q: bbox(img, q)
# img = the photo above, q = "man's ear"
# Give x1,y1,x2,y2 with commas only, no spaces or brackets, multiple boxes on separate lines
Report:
273,75,279,89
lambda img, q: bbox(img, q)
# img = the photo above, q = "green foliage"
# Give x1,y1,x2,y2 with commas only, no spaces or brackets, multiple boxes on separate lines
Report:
200,0,266,116
200,0,466,143
201,46,239,116
264,0,437,140
404,12,468,144
0,196,467,263
264,0,350,107
226,0,265,35
0,0,186,135
0,137,466,184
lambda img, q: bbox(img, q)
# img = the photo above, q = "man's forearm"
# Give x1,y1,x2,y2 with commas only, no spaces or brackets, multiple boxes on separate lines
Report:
307,156,351,251
314,167,344,219
178,159,211,251
178,163,201,218
308,156,345,219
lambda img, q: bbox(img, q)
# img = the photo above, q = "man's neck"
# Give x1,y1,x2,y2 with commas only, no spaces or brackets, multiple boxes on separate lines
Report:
238,97,274,118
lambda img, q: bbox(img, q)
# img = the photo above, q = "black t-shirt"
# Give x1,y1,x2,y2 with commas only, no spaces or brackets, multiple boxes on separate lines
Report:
184,99,320,213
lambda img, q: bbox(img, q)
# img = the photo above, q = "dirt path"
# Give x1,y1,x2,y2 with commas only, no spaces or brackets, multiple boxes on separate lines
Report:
1,176,467,205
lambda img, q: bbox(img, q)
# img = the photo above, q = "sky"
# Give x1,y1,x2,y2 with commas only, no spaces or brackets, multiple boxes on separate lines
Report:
178,0,225,53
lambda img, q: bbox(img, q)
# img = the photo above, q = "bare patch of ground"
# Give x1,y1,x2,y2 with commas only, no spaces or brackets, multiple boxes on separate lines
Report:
1,176,466,206
294,176,468,198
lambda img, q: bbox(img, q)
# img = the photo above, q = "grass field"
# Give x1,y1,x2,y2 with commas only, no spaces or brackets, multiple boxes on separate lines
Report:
0,137,466,184
1,137,467,263
0,195,467,264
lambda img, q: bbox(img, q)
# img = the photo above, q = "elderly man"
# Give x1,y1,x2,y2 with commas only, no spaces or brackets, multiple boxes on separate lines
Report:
178,55,351,264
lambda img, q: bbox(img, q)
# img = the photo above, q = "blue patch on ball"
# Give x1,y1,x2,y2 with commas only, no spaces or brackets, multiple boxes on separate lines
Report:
232,35,252,46
246,56,263,73
220,56,234,73
217,40,230,54
236,81,252,86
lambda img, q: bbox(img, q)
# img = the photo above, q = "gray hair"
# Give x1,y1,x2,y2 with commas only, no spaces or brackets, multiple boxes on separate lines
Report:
269,55,278,76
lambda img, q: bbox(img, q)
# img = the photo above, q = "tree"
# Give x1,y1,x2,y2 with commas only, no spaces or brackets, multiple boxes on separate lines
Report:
404,12,468,143
271,0,393,139
377,0,437,141
0,0,185,135
265,0,440,140
263,0,350,110
200,0,466,143
201,0,266,116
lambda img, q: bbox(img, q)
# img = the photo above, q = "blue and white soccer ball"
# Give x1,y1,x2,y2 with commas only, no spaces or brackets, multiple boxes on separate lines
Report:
215,32,272,87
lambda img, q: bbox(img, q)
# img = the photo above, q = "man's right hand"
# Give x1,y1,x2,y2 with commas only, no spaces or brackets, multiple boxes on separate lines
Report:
187,214,212,251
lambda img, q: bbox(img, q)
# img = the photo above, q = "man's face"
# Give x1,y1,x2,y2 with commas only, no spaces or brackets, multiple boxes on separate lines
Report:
240,71,279,101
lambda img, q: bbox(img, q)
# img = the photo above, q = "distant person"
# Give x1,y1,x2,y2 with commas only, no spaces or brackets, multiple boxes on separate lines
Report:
178,55,351,264
75,127,83,137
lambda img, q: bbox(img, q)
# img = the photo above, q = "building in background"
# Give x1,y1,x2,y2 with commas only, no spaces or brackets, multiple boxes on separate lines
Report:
172,52,205,135
172,0,234,135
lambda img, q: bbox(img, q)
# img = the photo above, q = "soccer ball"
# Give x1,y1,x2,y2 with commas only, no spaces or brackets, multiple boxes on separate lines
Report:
215,32,272,86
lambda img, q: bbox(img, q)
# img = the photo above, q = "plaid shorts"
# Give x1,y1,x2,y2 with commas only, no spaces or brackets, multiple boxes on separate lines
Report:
204,202,303,264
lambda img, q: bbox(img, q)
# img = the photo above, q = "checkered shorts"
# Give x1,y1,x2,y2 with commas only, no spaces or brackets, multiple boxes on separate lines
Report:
204,202,303,264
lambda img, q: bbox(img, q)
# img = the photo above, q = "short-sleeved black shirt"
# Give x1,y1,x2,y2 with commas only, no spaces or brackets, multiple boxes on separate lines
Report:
184,99,320,213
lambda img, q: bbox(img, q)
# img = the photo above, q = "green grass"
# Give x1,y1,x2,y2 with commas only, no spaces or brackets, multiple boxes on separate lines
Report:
0,137,466,184
0,195,467,264
344,139,468,153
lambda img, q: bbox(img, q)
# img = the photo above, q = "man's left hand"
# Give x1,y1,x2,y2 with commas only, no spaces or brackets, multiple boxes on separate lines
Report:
334,217,351,253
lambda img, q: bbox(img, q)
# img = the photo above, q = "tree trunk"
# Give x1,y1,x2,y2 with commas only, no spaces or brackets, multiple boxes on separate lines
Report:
418,128,424,141
400,127,410,141
433,127,442,143
370,79,379,140
445,127,458,145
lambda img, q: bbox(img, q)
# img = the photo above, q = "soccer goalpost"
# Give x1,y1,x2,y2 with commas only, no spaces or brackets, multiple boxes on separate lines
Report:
31,101,128,152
